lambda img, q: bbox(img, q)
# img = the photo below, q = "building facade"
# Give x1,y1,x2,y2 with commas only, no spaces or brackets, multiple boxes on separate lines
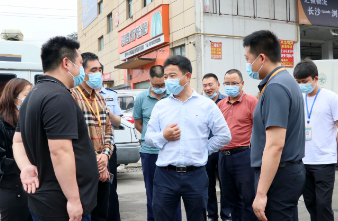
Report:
77,0,337,96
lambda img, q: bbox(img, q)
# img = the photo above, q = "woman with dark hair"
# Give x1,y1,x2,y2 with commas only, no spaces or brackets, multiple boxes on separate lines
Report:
0,78,33,221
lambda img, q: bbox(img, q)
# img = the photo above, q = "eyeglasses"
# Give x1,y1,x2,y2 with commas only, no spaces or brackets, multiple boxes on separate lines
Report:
223,82,241,86
152,84,166,89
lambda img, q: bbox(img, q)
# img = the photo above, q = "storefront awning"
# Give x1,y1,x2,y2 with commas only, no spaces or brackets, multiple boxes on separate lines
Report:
114,58,156,69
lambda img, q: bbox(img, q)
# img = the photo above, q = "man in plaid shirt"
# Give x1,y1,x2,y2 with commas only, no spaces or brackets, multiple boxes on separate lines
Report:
71,52,114,221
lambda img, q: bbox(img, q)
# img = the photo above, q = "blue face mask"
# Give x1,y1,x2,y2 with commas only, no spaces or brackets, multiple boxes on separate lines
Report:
224,86,240,97
246,55,263,80
86,72,103,89
165,74,187,95
15,97,24,110
68,60,85,87
205,92,217,99
299,83,315,94
152,87,166,95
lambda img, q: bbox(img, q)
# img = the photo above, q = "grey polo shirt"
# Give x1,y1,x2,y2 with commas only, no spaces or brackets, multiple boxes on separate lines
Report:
251,66,305,167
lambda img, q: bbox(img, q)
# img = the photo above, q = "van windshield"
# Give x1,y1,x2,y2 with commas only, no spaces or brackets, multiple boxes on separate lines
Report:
119,96,135,111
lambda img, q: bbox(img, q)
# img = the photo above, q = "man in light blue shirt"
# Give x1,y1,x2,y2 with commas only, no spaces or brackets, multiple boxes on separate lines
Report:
133,65,181,221
98,62,123,221
145,55,232,221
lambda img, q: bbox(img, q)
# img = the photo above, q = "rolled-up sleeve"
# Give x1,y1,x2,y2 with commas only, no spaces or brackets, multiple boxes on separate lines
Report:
145,104,168,149
207,104,232,154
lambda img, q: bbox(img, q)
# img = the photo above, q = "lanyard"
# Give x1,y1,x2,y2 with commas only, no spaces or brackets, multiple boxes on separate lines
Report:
305,87,320,124
76,86,105,145
260,67,287,96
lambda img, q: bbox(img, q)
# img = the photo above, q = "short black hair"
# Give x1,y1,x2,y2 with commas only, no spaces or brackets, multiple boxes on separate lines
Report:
82,52,99,70
243,30,281,63
149,65,164,78
164,55,192,75
225,69,243,81
100,62,104,73
41,36,80,72
293,58,318,79
202,73,218,82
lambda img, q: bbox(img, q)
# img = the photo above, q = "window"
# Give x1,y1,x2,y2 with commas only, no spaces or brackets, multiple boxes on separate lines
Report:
108,13,113,33
144,0,152,7
128,0,133,18
98,1,103,14
173,45,186,56
119,96,134,111
99,36,104,51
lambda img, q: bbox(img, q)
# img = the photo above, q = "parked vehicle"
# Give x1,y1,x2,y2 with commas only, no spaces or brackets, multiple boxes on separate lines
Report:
114,117,141,165
116,89,145,124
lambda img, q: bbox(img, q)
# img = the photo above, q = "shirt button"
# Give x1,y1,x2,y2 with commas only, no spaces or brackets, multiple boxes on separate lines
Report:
18,194,21,197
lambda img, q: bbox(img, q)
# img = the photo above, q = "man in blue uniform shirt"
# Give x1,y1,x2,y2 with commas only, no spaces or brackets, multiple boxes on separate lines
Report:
97,62,123,221
202,73,231,221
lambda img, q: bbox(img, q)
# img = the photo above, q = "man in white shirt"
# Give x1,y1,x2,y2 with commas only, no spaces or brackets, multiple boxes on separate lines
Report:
294,58,338,221
145,55,232,221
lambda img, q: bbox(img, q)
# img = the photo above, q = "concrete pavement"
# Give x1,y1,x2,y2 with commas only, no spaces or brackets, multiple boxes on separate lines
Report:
117,164,338,221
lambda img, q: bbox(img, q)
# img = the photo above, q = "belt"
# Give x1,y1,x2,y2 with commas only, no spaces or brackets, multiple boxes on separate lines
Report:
253,160,302,171
166,165,202,173
221,146,250,156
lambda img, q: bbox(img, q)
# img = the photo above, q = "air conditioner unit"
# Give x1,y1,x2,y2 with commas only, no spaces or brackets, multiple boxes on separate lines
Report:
1,29,24,41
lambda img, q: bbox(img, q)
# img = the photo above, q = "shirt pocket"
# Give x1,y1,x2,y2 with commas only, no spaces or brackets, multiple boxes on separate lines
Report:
143,106,153,119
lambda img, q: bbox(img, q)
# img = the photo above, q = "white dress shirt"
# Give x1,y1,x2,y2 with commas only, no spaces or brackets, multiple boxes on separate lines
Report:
145,90,232,167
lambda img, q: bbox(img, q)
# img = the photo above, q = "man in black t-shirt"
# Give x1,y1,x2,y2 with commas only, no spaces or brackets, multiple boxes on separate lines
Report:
12,36,99,221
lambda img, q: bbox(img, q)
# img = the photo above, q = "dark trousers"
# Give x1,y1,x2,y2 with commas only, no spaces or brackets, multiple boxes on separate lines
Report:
30,210,91,221
254,161,305,221
91,181,110,221
153,166,208,221
107,146,121,221
206,151,231,220
140,153,182,221
218,149,258,221
0,185,32,221
303,164,336,221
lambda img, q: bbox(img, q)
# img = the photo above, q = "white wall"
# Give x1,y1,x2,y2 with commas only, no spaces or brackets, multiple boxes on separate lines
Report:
196,0,300,96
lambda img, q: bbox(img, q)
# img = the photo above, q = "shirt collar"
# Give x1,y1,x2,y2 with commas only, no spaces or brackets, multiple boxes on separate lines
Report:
169,89,199,101
226,91,246,103
36,75,70,92
217,92,227,101
147,87,170,99
78,84,95,98
258,66,285,92
100,87,107,94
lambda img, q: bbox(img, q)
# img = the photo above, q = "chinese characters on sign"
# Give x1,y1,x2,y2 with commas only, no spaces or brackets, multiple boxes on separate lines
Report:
299,0,338,26
103,73,111,81
280,40,294,68
121,21,148,47
211,42,222,59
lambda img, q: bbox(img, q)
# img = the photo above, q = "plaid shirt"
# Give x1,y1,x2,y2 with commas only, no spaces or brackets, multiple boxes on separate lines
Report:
71,85,114,158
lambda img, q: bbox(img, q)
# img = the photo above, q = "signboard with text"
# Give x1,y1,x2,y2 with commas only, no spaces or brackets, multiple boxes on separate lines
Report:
118,5,169,58
298,0,338,27
211,42,222,59
103,73,111,81
280,40,294,68
82,0,97,29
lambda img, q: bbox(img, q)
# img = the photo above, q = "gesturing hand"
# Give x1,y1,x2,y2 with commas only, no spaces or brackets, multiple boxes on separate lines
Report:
252,193,268,221
163,123,181,141
20,165,39,194
67,199,83,221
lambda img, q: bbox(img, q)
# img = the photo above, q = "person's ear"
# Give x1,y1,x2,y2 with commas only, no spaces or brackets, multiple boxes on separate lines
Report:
242,80,244,86
62,57,70,71
186,72,192,81
260,54,266,64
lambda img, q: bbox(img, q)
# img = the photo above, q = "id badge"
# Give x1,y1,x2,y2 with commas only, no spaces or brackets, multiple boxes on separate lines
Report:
305,127,312,141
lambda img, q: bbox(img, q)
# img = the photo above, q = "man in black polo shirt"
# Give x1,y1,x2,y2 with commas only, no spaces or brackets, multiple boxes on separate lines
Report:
12,36,99,221
243,30,305,221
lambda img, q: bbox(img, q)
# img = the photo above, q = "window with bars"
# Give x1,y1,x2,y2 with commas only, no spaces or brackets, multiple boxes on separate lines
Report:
173,45,186,57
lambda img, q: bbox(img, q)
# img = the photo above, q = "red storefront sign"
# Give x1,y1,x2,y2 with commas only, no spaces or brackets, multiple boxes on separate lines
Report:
280,40,294,68
103,73,111,81
211,42,222,59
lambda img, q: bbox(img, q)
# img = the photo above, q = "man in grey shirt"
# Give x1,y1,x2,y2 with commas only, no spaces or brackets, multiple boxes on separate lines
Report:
243,30,305,221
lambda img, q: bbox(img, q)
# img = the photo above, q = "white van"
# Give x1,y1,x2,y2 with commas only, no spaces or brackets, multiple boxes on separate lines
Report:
0,39,44,91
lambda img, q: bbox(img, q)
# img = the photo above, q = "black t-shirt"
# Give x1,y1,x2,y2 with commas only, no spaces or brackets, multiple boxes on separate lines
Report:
16,75,99,220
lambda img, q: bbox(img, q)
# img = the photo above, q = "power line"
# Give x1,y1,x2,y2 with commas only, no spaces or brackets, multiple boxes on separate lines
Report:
0,11,76,18
0,4,76,11
0,13,77,20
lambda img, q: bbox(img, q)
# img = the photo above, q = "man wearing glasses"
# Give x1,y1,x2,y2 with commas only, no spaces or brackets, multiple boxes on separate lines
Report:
133,65,182,221
217,69,258,221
